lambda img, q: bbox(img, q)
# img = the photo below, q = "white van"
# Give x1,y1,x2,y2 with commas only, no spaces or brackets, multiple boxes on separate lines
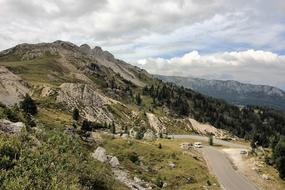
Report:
194,142,202,148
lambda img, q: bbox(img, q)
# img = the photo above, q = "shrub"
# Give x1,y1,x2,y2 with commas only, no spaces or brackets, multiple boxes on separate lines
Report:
158,143,162,149
0,144,19,170
20,94,37,115
81,120,92,131
154,176,163,188
208,135,213,146
272,136,285,179
127,152,140,164
72,108,80,121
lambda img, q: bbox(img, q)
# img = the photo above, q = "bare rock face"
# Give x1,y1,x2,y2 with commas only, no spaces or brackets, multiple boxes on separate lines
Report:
92,147,108,162
0,66,30,105
109,156,120,167
79,44,92,55
143,129,156,140
146,113,166,134
57,83,113,122
0,119,25,134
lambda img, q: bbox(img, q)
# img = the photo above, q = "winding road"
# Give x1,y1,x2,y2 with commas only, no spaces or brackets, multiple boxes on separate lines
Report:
170,135,260,190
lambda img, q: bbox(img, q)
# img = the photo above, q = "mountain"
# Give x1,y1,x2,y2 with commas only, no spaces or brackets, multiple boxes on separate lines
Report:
156,75,285,111
0,40,284,144
1,41,285,188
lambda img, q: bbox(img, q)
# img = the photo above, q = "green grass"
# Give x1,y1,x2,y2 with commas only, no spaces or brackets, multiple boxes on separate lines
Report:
102,135,220,190
0,129,128,190
0,56,81,86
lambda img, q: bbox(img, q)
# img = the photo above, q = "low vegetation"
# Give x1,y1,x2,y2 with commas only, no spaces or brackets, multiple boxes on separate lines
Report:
102,135,220,189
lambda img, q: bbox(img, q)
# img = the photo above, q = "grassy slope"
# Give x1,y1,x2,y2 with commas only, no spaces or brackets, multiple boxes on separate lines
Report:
0,56,81,86
102,135,220,190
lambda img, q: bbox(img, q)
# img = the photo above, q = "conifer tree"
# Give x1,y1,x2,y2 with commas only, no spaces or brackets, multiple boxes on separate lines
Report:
20,94,37,115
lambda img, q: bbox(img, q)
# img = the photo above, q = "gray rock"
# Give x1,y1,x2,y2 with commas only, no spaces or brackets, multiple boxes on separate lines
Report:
262,174,270,180
143,129,156,140
92,147,108,162
109,156,120,167
0,119,25,134
121,133,129,138
134,176,142,184
169,162,176,168
129,128,138,138
0,66,30,105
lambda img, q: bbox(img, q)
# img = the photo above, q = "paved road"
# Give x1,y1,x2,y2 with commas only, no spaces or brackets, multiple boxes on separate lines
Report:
202,146,259,190
169,134,248,148
170,134,259,190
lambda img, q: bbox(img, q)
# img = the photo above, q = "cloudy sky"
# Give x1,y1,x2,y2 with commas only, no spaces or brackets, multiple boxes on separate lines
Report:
0,0,285,89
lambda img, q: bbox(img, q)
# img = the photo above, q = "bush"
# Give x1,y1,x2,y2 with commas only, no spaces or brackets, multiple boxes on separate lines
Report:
81,120,92,131
154,176,163,188
272,136,285,179
0,144,20,170
158,143,162,149
0,130,121,190
135,127,146,140
20,94,37,115
127,152,140,164
72,108,80,121
208,135,213,146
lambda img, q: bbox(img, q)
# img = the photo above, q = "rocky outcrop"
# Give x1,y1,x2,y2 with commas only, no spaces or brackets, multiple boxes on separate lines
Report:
146,113,166,134
143,129,156,140
109,156,120,167
0,119,25,134
91,146,150,189
188,118,222,136
113,169,150,190
0,66,30,105
57,83,113,122
92,147,108,162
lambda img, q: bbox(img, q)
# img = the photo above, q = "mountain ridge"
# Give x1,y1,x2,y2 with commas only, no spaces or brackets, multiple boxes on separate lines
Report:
156,75,285,110
0,40,284,148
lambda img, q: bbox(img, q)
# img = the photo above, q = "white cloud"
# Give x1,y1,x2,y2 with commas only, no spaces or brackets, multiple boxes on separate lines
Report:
0,0,285,88
135,50,285,89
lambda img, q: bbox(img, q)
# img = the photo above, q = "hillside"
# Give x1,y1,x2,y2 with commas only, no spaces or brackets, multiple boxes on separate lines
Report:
0,41,285,188
156,75,285,111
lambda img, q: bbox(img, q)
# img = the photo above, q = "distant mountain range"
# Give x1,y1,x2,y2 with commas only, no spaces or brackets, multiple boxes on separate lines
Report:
156,75,285,111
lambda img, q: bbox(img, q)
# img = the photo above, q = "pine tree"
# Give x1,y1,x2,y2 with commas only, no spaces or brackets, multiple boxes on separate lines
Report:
20,94,37,115
208,134,214,146
110,121,116,134
135,93,142,105
81,120,92,131
272,136,285,179
72,108,80,121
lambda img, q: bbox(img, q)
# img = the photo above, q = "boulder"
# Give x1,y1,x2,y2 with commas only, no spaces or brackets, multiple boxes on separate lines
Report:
143,129,156,140
129,128,138,138
169,162,176,168
262,174,270,180
92,147,108,162
121,133,129,138
134,176,142,184
0,119,25,134
109,156,120,167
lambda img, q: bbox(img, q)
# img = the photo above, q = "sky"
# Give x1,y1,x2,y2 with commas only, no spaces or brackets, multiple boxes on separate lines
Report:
0,0,285,89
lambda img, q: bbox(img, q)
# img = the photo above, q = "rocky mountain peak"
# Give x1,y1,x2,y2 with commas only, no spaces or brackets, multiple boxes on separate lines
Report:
92,46,114,60
79,44,91,54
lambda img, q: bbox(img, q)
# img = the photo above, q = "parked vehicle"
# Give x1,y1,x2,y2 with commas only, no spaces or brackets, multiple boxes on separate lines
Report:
194,142,203,148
